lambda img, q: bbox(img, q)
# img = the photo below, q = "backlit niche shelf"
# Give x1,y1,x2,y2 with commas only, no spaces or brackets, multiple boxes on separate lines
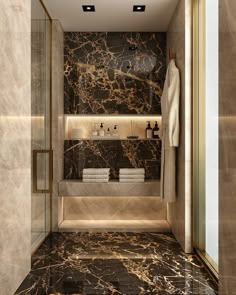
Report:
64,114,162,140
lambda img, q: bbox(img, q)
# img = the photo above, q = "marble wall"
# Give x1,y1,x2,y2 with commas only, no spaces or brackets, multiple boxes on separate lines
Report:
219,0,236,293
64,140,161,180
64,32,166,114
52,20,64,231
167,0,192,253
0,0,31,294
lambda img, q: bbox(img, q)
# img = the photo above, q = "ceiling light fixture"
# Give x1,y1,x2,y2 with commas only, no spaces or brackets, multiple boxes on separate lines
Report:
82,5,95,12
133,5,146,12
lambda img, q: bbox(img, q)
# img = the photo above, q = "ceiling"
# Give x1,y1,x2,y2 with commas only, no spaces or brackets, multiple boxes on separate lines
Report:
42,0,179,32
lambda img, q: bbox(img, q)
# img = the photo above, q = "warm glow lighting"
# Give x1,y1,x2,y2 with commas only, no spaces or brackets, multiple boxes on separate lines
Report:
65,115,161,119
133,5,145,12
64,115,162,140
82,5,95,12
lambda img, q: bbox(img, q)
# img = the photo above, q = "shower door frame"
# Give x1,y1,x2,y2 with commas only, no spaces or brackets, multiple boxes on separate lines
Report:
31,0,53,254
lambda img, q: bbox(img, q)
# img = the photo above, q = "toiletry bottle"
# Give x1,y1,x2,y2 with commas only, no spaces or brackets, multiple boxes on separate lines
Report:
92,123,98,137
99,123,105,136
113,125,119,137
106,127,111,136
146,121,152,139
152,121,160,139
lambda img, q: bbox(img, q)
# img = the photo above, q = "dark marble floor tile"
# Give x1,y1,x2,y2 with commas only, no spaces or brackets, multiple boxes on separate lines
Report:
15,233,218,295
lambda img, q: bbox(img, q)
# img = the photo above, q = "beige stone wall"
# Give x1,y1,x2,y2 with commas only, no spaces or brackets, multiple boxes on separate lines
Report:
167,0,192,253
0,0,31,294
219,0,236,293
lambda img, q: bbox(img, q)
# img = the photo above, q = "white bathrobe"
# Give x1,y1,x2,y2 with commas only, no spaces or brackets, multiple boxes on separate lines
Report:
160,59,180,202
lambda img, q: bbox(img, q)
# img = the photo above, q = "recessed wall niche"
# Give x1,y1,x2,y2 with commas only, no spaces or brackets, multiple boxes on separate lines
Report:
64,32,166,114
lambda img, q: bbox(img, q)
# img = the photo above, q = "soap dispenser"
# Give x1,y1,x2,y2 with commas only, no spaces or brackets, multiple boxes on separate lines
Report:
146,121,152,139
152,121,160,138
99,123,105,136
106,127,111,136
113,125,119,137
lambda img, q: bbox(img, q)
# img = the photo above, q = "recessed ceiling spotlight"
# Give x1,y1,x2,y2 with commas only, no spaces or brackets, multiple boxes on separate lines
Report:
82,5,95,12
133,5,146,12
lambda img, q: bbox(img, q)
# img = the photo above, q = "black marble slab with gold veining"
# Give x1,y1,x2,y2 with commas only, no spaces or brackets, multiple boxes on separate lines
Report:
64,32,166,114
64,140,161,180
15,232,218,294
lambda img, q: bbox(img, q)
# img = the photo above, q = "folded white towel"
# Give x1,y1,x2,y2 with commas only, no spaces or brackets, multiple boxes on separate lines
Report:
119,168,145,175
119,175,145,179
119,178,145,183
82,178,109,183
83,174,109,179
83,168,110,175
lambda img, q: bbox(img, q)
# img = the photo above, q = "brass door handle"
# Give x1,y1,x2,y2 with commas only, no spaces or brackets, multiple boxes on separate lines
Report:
33,150,53,193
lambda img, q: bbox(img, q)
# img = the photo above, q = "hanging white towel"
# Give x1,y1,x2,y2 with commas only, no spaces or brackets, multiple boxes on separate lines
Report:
160,59,180,203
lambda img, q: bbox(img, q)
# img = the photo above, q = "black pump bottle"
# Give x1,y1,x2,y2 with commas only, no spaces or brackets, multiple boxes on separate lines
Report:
146,121,152,139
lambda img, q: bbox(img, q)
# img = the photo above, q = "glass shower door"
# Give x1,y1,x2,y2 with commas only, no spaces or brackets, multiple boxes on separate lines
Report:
31,0,52,253
193,0,219,275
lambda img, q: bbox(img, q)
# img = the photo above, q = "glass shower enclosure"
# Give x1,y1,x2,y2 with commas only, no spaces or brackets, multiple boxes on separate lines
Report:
193,0,219,275
31,0,52,253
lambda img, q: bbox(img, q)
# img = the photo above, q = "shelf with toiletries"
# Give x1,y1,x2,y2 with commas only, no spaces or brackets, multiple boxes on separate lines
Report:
64,115,162,141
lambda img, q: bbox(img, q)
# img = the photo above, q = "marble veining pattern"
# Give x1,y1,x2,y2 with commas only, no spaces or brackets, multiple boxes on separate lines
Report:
64,32,166,114
15,232,218,294
64,140,161,179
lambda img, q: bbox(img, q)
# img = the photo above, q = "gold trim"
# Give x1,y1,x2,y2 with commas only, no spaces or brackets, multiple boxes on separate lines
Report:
39,0,52,20
195,249,219,280
49,11,53,233
191,0,194,252
198,0,206,251
33,150,53,194
192,0,206,251
192,0,198,246
39,0,53,232
193,0,200,248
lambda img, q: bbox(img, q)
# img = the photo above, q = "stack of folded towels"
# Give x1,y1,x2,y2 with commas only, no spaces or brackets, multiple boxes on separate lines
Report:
82,168,110,183
119,168,145,183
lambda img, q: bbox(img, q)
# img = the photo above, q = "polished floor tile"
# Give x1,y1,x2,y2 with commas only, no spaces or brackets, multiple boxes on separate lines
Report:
15,232,218,294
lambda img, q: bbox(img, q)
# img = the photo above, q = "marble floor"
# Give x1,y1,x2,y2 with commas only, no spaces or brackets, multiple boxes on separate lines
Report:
15,232,218,295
